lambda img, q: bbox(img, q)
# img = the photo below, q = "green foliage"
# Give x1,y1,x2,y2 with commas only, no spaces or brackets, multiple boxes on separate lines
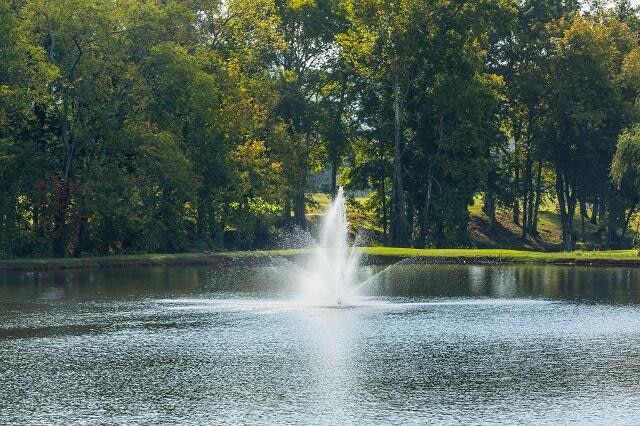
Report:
612,125,640,199
0,0,290,256
2,0,640,257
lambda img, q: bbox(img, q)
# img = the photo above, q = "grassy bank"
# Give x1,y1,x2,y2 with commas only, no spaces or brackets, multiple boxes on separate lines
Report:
360,247,640,266
0,249,314,271
1,248,639,271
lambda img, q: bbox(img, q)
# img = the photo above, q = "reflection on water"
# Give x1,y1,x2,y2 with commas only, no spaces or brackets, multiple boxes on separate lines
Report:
2,264,640,424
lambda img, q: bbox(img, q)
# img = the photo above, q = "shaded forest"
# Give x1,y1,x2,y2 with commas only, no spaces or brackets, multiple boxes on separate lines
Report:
2,0,640,257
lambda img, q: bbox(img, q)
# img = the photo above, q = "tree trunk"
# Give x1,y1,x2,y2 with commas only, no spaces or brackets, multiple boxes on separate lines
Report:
607,194,627,249
283,199,292,226
511,121,523,226
53,93,74,257
390,59,407,246
565,179,576,247
598,196,606,225
620,199,638,245
52,29,83,257
513,161,520,225
522,148,532,239
591,198,599,225
406,194,415,244
579,199,588,243
73,215,88,258
419,166,433,247
555,171,573,251
0,192,17,255
53,43,81,257
531,161,543,235
483,191,496,227
330,157,338,197
52,180,70,257
33,207,40,235
607,203,618,249
196,191,209,249
380,175,388,244
293,192,306,230
419,116,443,246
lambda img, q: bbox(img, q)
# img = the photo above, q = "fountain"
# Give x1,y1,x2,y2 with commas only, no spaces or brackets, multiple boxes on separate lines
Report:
299,187,361,306
288,186,409,306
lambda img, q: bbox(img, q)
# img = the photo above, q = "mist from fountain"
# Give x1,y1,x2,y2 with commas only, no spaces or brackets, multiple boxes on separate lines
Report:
298,187,361,306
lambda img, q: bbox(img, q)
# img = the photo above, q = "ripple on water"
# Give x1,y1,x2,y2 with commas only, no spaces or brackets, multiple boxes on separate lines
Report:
2,264,640,424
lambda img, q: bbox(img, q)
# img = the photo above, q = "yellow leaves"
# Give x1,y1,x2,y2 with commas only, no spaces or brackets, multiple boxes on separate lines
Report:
622,49,640,90
232,140,282,181
270,161,283,174
478,73,504,90
225,0,286,59
336,30,376,76
288,0,316,10
336,29,374,56
232,140,285,198
551,14,633,69
233,139,267,166
281,69,298,84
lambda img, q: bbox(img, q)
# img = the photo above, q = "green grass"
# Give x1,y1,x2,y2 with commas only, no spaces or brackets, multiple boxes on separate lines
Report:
1,247,638,271
306,193,332,216
359,247,640,263
466,195,638,250
468,194,484,216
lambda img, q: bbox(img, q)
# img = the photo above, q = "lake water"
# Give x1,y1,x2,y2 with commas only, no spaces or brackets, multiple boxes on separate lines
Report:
1,263,640,424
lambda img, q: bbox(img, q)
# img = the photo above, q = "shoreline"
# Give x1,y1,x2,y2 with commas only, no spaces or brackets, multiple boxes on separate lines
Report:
1,248,639,271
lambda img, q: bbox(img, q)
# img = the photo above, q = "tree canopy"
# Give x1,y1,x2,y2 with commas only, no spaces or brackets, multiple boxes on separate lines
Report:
2,0,640,257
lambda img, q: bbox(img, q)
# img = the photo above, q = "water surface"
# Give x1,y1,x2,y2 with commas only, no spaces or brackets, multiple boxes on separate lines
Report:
1,264,640,424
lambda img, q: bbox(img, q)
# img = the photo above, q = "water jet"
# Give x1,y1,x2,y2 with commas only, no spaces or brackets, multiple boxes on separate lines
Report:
300,187,360,306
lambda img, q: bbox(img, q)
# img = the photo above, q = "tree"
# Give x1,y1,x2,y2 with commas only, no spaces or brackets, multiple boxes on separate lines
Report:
338,0,428,246
341,0,513,247
495,0,580,238
611,125,640,245
544,13,636,249
271,0,347,229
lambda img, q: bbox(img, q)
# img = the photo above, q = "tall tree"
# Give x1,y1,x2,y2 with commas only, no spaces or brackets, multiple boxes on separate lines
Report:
271,0,347,229
544,13,636,249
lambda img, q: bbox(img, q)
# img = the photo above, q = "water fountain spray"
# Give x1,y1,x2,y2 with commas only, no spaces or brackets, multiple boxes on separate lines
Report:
302,187,360,306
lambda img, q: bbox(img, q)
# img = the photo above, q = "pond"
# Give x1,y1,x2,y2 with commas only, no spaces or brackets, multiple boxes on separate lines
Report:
1,263,640,424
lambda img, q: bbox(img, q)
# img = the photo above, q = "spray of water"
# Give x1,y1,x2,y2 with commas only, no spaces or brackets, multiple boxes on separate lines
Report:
299,187,361,305
291,187,416,306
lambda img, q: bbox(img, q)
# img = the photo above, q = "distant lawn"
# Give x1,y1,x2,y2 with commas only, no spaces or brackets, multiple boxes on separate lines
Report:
465,195,636,251
360,247,640,263
1,247,639,271
307,193,332,216
308,192,370,215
